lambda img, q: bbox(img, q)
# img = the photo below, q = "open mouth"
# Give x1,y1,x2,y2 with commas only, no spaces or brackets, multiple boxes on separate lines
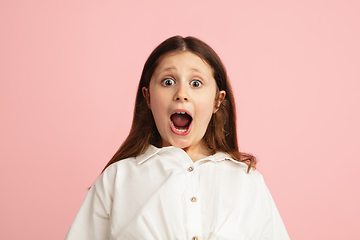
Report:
170,111,192,134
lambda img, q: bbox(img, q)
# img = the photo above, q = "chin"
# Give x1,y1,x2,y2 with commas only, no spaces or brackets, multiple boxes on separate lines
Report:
169,138,198,150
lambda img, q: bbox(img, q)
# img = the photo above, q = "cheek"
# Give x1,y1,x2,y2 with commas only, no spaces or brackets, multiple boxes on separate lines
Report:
198,92,217,110
196,99,216,122
150,94,166,110
149,94,168,123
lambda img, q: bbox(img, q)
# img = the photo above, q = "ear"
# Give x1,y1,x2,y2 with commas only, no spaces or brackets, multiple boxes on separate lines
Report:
142,87,151,108
213,90,226,113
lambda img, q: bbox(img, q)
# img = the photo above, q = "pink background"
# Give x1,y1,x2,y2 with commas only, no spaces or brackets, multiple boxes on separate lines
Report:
1,0,359,239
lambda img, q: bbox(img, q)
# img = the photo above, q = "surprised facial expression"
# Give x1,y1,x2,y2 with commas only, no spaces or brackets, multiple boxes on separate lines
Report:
143,51,226,155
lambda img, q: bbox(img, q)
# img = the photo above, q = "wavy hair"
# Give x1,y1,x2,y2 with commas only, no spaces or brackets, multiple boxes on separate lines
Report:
102,36,256,172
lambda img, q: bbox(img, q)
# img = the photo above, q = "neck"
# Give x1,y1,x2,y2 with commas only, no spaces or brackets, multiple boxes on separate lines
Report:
182,140,211,162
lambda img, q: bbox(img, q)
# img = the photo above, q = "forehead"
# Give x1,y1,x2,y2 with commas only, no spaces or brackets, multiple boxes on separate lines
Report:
154,51,214,75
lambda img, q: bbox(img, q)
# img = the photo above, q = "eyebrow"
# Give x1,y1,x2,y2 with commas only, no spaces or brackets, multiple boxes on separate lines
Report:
160,67,203,74
161,67,176,72
190,68,202,73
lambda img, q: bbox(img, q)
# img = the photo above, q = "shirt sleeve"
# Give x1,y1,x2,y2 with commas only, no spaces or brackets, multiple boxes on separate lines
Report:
258,173,290,240
65,168,115,240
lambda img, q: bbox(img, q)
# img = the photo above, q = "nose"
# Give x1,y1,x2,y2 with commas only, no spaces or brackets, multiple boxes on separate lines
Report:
173,83,189,101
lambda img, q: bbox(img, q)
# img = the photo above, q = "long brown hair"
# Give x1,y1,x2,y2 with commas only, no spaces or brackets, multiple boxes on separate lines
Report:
102,36,256,172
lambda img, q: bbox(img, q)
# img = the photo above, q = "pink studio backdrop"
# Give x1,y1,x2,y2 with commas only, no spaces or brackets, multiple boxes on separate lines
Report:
1,0,359,239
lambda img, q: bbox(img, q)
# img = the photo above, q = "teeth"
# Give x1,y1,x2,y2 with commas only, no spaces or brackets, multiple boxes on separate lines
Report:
171,121,188,132
176,112,186,114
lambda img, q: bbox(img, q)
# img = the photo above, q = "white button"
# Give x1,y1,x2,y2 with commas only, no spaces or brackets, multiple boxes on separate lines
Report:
187,166,194,172
190,197,197,202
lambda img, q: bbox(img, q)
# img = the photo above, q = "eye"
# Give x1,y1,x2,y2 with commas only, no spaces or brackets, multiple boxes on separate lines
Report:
162,78,175,86
190,80,202,88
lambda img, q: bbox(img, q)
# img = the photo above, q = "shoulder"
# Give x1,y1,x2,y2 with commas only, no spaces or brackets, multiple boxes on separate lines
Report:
97,145,160,185
216,152,262,178
205,152,266,190
100,156,138,182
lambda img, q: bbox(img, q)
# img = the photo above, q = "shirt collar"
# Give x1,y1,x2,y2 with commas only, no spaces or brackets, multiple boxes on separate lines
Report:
135,145,248,167
135,145,163,165
201,151,249,167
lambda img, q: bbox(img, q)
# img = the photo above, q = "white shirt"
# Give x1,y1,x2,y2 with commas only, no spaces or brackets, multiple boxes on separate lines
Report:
66,145,290,240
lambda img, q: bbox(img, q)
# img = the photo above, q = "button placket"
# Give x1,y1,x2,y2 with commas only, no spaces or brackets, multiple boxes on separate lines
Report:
184,162,201,237
188,166,197,203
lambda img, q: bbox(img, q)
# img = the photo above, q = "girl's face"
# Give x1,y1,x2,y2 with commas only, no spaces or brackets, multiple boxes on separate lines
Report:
143,51,226,159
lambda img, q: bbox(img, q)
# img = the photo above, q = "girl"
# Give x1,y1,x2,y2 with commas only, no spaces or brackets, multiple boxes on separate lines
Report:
65,36,290,240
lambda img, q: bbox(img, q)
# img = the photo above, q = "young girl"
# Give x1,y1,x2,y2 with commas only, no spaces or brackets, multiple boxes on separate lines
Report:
65,36,290,240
